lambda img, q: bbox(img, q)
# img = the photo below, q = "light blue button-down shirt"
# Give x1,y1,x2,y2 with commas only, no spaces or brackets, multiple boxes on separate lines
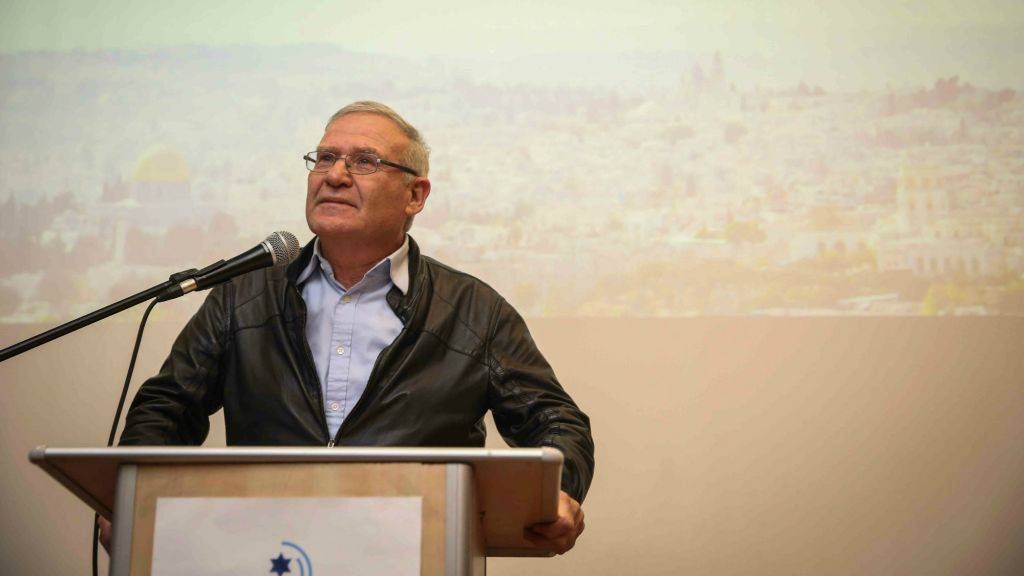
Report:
296,236,409,441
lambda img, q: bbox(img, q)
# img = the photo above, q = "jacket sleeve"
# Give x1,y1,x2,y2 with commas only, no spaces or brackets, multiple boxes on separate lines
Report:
118,284,230,446
485,297,595,503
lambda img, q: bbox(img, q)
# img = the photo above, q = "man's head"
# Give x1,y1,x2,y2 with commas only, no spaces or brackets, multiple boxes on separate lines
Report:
326,101,430,179
305,101,431,248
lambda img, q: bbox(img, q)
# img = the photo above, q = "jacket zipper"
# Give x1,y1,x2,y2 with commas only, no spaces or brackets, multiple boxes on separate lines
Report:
291,284,333,446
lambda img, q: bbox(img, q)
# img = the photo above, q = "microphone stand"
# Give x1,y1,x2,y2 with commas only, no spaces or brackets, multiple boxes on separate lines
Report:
1,259,237,576
0,267,205,363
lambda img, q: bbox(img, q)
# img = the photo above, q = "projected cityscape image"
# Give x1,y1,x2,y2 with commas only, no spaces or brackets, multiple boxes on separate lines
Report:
1,47,1022,321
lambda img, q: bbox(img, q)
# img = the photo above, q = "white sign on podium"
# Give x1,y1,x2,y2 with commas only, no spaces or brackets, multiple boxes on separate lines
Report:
151,497,422,576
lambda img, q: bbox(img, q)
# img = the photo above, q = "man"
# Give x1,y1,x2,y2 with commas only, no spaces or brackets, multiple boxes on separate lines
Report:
107,101,594,554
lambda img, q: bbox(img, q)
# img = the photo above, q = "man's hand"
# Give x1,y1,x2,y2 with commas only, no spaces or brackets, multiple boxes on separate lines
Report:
97,516,113,554
524,491,585,555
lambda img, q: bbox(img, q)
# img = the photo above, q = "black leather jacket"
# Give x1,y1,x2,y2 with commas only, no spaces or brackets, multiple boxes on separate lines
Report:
120,237,594,502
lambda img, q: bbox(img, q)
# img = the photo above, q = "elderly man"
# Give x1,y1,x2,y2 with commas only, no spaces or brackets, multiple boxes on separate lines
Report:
108,101,594,554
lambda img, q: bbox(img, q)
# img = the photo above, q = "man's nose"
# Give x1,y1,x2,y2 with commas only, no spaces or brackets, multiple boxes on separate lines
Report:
325,158,352,186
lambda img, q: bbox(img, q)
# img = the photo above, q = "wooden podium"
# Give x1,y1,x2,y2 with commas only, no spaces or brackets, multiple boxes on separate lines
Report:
29,446,563,576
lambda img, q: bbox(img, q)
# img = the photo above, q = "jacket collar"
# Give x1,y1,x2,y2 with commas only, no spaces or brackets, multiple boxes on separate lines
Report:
286,239,317,284
286,235,426,321
294,236,410,294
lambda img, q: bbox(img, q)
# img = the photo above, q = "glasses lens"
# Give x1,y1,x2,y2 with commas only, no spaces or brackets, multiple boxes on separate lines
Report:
347,152,379,175
319,152,339,172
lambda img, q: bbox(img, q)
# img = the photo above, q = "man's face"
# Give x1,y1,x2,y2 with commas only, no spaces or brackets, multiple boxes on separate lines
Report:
305,113,428,246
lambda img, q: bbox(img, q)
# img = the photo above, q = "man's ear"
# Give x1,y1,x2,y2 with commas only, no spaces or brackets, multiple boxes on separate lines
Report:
406,177,431,217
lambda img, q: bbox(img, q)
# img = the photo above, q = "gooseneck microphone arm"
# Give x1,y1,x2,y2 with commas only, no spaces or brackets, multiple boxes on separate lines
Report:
0,267,199,363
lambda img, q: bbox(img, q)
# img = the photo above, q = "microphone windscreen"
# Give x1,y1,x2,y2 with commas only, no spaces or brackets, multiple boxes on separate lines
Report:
264,231,301,265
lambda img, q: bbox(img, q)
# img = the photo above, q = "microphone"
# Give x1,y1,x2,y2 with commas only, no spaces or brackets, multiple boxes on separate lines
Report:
158,231,301,302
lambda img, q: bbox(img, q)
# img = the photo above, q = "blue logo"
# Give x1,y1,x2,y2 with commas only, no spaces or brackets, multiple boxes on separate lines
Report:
269,541,313,576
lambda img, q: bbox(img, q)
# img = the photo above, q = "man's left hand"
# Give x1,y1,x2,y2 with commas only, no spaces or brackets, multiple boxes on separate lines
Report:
524,490,585,554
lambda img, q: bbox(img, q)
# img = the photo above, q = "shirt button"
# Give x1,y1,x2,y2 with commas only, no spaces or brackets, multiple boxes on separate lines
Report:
329,401,340,412
336,346,345,355
342,295,352,303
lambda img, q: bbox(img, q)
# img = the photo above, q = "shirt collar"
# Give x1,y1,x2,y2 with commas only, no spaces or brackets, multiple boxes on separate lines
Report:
296,236,409,295
388,236,410,294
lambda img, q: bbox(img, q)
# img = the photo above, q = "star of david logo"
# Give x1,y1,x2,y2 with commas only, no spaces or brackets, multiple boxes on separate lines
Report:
269,552,291,575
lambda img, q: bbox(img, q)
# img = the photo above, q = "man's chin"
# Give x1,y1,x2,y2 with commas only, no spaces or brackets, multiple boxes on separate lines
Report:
307,217,363,239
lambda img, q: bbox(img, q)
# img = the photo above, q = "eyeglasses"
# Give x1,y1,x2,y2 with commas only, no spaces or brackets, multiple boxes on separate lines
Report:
303,150,419,177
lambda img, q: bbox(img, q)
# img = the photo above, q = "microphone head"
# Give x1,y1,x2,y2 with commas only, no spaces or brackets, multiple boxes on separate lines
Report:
263,231,301,265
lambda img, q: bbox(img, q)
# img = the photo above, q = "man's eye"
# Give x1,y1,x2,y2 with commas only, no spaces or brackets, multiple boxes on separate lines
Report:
352,154,377,168
316,153,336,164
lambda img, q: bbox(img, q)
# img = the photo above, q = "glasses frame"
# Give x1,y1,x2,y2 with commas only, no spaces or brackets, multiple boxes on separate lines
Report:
303,150,419,177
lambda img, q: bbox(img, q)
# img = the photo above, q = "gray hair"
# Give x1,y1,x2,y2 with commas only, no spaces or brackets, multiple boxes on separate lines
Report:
326,101,430,178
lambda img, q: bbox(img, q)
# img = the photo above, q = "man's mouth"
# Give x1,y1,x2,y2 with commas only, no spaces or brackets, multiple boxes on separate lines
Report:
318,198,357,208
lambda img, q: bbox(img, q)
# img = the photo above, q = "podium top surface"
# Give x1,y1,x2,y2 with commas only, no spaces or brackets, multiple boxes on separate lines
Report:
29,446,562,557
29,444,562,467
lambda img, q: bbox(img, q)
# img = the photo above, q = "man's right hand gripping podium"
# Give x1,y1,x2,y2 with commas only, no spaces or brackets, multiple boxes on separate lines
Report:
96,101,594,564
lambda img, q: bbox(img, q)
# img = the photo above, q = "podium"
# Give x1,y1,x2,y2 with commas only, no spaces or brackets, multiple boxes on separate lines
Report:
29,446,563,575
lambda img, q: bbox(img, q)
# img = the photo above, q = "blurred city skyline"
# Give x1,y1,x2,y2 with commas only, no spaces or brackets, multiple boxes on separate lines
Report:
1,2,1023,321
2,44,1021,321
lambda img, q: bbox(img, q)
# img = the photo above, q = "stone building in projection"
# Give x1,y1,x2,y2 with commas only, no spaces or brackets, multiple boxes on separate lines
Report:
876,165,1013,279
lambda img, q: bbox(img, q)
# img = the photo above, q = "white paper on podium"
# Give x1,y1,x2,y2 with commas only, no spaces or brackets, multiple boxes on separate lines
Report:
150,497,422,576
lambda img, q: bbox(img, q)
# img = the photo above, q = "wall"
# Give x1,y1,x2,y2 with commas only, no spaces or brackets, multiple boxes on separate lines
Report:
2,316,1022,575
